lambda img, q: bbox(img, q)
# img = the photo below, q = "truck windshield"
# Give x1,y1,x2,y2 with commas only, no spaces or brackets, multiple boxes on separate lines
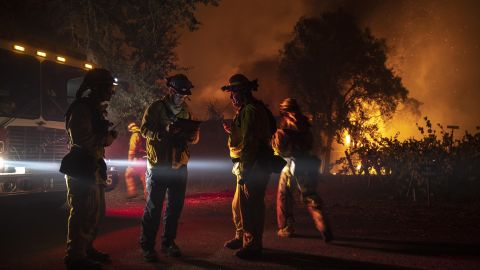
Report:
0,49,85,121
41,61,84,121
0,50,40,119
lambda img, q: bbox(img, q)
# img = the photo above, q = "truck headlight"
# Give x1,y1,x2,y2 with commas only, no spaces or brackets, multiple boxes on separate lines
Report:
0,156,15,173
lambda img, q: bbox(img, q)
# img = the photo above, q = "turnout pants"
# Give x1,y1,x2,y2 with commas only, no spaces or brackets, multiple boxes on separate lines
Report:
232,166,270,250
125,166,147,198
276,161,330,233
66,176,106,259
140,166,187,250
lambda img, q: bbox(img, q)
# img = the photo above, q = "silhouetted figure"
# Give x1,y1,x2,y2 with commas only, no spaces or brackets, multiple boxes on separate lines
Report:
221,74,276,259
61,68,118,270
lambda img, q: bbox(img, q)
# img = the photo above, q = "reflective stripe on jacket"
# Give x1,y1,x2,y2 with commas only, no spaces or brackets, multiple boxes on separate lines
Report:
228,100,276,170
272,113,313,158
141,96,199,169
128,131,146,161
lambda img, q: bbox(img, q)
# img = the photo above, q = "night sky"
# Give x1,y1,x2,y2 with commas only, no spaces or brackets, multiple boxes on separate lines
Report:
177,0,480,138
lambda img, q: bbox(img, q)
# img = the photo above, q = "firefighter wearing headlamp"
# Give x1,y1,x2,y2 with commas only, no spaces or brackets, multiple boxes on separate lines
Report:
62,68,117,270
139,74,199,262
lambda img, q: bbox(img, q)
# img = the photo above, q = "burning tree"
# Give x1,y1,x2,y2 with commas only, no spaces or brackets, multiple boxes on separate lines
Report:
279,10,409,173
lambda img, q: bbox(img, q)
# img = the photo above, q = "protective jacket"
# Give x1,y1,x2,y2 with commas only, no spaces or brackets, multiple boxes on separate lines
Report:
128,124,146,161
272,112,313,158
141,95,199,169
66,98,109,159
61,97,109,182
229,100,276,174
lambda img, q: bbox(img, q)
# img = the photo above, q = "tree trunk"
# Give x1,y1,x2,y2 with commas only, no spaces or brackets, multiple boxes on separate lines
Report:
322,132,335,175
345,150,356,176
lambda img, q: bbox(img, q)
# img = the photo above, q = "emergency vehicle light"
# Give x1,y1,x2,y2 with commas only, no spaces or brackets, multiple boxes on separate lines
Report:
13,45,25,52
36,51,47,57
56,56,66,62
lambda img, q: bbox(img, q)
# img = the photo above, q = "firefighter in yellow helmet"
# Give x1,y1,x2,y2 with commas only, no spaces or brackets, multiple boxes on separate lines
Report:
124,122,147,199
221,74,277,259
272,98,333,242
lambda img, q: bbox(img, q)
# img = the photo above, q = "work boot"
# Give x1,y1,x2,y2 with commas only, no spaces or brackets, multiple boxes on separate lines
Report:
224,237,243,250
87,248,111,263
142,249,158,263
64,256,102,270
277,226,295,238
161,242,182,257
235,247,262,260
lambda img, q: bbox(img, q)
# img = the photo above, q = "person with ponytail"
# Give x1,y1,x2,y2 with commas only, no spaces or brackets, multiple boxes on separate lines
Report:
61,68,117,270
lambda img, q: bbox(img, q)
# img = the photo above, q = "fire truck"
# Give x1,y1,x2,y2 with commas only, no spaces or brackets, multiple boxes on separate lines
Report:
0,39,118,198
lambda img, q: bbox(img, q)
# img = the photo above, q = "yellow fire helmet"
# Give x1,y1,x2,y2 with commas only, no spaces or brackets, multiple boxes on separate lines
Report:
128,122,140,133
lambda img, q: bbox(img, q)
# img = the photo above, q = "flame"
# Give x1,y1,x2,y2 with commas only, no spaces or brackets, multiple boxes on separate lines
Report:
345,133,351,146
344,98,399,145
356,162,362,171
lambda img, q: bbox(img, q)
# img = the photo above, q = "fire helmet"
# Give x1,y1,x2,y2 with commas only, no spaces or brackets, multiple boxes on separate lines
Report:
166,74,193,95
76,68,116,99
128,122,140,133
221,74,258,92
83,68,116,86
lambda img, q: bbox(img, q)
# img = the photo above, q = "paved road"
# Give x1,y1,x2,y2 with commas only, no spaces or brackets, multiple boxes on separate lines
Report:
1,177,479,270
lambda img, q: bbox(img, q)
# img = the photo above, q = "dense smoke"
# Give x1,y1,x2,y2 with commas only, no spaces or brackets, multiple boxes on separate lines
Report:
176,0,303,119
177,0,480,138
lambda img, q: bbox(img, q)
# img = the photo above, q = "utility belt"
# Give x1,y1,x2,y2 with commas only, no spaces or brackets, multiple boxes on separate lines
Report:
231,145,287,178
60,146,107,181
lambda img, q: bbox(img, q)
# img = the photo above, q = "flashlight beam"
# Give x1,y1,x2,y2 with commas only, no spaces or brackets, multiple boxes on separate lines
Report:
2,159,233,173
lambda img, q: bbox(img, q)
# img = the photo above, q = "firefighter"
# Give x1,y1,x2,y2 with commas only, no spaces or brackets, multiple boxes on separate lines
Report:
61,68,117,270
139,74,199,262
272,98,333,242
221,74,277,259
124,122,147,199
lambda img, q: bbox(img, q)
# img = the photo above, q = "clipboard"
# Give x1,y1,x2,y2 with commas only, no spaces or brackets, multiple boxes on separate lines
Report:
171,118,202,132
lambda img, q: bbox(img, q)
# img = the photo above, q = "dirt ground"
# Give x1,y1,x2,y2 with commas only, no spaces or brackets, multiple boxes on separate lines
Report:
1,172,479,270
104,172,480,269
